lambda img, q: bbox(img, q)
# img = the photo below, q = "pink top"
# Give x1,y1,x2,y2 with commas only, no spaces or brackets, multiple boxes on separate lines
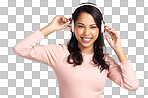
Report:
13,29,139,98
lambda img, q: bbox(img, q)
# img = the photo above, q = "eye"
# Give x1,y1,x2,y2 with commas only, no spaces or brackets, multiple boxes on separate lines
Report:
78,26,83,28
91,27,96,28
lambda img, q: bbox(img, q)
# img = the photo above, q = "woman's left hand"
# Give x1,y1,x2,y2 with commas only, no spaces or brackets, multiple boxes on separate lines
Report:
104,25,122,51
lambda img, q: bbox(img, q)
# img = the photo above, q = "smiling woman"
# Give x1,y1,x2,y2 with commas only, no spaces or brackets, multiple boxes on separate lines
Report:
67,2,109,72
13,1,139,98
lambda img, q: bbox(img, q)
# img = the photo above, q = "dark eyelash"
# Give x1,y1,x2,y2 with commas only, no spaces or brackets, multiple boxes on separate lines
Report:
91,27,96,28
78,26,96,28
78,26,83,28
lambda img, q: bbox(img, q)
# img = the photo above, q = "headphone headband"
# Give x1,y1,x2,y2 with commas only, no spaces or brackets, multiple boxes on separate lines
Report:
72,3,102,14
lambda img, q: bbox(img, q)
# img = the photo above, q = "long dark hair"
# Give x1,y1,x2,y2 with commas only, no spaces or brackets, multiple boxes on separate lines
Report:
66,2,110,72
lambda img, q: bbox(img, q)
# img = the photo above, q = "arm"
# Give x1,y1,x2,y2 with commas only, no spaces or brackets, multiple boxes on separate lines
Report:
106,54,139,91
114,47,128,62
13,16,70,68
40,23,55,37
104,25,139,91
13,29,64,68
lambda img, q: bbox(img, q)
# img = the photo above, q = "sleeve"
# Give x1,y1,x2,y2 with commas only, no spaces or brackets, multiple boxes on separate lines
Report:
13,29,65,69
105,54,139,91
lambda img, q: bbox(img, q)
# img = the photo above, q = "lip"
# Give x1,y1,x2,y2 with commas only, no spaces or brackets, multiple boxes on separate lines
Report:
81,37,93,39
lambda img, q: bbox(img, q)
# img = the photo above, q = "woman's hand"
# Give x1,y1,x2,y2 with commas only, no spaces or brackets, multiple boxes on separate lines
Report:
50,16,71,31
40,16,71,37
104,25,122,51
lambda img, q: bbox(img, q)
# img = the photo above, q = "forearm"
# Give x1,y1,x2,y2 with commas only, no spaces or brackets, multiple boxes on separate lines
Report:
40,23,55,37
13,29,44,56
114,47,128,62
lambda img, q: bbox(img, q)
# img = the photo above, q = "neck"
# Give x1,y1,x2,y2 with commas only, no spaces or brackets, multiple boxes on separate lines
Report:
78,44,94,55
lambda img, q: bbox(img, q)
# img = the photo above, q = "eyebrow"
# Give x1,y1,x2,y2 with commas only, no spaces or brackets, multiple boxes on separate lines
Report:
77,22,97,26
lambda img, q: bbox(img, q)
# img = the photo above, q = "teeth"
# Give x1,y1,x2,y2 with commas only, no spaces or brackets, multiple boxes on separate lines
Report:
83,37,91,40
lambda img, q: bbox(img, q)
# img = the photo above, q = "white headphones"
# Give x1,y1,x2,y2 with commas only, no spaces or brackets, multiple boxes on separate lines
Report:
71,3,105,34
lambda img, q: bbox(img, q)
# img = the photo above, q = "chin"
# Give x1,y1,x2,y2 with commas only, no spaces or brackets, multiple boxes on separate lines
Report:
80,42,93,48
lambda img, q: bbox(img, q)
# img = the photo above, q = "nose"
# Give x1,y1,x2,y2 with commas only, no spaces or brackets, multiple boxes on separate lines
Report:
83,27,90,35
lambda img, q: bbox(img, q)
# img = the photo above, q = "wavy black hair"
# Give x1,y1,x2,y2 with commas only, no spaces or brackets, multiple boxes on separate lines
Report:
66,2,110,72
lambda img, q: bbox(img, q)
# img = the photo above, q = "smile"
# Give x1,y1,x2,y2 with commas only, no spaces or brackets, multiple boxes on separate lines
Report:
81,37,92,43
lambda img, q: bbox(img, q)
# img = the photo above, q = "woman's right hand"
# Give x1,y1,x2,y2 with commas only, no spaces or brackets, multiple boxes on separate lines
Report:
50,16,71,31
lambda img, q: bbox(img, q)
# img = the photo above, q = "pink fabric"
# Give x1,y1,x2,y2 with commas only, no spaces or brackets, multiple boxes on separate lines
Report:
13,29,139,98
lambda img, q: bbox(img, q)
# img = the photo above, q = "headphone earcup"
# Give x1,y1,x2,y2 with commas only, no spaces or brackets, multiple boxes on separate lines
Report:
72,20,74,32
101,20,104,33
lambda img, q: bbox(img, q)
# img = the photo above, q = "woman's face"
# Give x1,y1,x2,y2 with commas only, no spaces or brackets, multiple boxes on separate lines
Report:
74,12,99,54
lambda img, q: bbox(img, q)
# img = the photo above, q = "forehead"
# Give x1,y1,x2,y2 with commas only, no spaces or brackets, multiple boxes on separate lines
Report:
77,12,94,20
77,22,97,26
76,13,96,25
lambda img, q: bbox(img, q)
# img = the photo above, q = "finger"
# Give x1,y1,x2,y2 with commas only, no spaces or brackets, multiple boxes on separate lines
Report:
62,16,68,22
63,16,67,22
69,18,72,24
65,18,70,23
106,31,117,41
58,25,68,31
104,26,121,41
62,16,66,22
104,27,112,33
105,35,113,46
104,26,112,32
62,16,71,23
68,24,72,27
108,29,120,38
105,28,114,37
104,26,118,38
104,26,114,33
63,25,69,29
69,18,71,21
105,25,114,30
109,31,117,39
68,18,71,22
60,16,64,22
67,18,71,22
105,26,117,35
105,25,117,34
60,16,65,22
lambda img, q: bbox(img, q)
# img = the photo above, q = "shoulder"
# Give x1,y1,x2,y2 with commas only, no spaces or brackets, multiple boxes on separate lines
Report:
57,43,68,50
103,53,114,60
103,53,110,60
55,43,68,53
103,53,116,66
46,43,67,49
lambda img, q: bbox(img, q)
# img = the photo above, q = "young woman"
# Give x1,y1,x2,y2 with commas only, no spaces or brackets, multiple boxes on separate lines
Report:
13,2,139,98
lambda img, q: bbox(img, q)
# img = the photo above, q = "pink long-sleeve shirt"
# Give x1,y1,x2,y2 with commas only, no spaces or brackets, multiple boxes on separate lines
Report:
13,29,139,98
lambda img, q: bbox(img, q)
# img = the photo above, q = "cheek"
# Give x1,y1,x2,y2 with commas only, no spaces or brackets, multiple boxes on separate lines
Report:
74,31,81,40
93,36,98,41
93,32,99,40
75,30,81,37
